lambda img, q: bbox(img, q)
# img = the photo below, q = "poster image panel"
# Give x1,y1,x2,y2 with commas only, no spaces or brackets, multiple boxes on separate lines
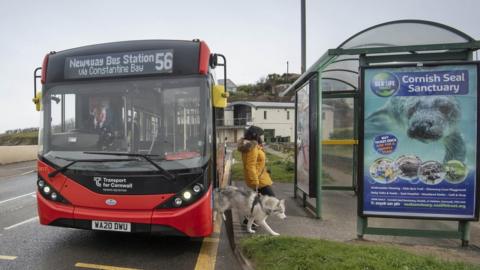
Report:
295,78,318,197
360,63,479,220
296,83,310,195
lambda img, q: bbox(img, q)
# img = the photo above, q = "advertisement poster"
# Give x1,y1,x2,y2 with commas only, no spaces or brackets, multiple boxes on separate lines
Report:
362,63,479,220
296,84,310,194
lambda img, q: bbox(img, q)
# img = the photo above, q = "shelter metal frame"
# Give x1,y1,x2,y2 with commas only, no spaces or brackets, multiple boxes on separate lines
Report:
282,20,480,246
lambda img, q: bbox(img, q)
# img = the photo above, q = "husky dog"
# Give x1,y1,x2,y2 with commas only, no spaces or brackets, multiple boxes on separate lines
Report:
365,96,465,162
215,186,286,236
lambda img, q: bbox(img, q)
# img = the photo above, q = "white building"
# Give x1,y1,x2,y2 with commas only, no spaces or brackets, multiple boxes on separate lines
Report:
216,101,335,144
217,101,295,143
217,79,237,93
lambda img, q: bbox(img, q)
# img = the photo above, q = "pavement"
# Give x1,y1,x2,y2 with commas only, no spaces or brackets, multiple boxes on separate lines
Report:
229,181,480,267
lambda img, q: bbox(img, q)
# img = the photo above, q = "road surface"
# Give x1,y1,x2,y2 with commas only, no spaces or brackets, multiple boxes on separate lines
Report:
0,161,240,270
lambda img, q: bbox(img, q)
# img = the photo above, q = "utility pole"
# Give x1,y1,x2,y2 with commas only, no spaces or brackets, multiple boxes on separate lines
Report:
301,0,306,73
286,61,289,77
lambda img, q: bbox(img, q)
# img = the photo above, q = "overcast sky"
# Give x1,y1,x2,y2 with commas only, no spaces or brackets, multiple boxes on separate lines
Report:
0,0,479,132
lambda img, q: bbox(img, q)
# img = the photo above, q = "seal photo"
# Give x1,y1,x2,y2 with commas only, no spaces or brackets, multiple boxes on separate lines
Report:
365,96,465,162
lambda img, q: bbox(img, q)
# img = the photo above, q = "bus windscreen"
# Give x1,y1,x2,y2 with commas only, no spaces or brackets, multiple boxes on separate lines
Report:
40,76,211,172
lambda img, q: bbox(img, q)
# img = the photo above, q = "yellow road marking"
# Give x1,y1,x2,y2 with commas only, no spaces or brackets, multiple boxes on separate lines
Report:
194,213,223,270
0,255,17,260
202,238,220,243
75,262,141,270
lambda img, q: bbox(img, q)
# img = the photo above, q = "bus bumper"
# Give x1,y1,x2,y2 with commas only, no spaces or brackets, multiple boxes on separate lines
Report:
37,188,213,237
37,190,74,225
151,186,213,237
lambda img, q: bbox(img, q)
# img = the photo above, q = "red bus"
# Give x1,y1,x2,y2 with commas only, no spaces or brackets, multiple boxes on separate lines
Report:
32,40,228,237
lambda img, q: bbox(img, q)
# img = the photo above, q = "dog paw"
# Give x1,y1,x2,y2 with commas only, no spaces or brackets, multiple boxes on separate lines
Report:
271,232,280,236
247,229,256,234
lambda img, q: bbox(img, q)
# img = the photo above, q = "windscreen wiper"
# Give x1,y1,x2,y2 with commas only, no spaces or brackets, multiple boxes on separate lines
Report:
48,157,138,178
84,152,175,179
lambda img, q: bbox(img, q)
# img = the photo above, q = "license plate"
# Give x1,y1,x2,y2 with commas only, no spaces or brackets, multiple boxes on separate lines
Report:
92,220,131,232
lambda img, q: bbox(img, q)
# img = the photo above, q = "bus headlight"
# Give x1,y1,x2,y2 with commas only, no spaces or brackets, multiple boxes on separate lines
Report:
174,197,183,206
37,176,70,204
182,191,192,200
156,180,208,209
192,184,202,193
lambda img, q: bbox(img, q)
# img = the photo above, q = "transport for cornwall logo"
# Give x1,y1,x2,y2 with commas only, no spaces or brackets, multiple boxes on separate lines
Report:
93,177,102,187
371,72,400,97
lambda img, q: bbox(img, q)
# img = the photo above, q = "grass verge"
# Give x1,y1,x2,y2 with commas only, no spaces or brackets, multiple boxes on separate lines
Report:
240,236,480,270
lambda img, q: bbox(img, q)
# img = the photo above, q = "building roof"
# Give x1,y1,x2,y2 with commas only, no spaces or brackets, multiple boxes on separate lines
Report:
218,79,237,88
228,101,294,109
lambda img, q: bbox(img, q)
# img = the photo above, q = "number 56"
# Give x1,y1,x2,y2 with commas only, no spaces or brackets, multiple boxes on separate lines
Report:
155,52,173,71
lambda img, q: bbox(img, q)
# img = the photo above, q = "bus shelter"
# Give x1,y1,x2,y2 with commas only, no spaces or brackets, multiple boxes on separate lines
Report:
281,20,480,245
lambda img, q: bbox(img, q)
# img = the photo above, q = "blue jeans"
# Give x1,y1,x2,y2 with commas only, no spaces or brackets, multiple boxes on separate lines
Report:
258,186,275,197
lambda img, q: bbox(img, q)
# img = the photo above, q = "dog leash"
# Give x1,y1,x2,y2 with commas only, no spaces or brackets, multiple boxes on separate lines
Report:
250,193,262,214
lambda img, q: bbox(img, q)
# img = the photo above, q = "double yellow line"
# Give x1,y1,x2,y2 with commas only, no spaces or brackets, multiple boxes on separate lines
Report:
74,214,223,270
194,154,230,270
0,255,17,260
194,213,223,270
75,263,140,270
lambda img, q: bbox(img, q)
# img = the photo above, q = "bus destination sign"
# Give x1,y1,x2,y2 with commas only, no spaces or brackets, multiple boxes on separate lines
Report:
64,49,174,79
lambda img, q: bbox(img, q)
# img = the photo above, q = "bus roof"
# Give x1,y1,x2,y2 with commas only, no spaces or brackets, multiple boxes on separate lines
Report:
44,39,210,83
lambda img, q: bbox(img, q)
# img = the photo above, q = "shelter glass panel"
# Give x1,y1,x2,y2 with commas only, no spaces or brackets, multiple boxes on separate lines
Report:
321,70,358,90
322,98,354,140
321,98,355,187
322,145,354,187
321,79,355,91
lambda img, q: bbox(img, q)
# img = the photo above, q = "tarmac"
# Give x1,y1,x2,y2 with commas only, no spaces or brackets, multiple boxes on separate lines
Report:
228,147,480,268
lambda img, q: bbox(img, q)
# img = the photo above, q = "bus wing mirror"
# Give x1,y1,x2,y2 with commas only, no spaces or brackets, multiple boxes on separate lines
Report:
33,91,42,111
212,85,228,108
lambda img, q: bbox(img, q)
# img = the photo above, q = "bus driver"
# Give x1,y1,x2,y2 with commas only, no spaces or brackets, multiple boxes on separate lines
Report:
89,100,114,149
92,103,107,130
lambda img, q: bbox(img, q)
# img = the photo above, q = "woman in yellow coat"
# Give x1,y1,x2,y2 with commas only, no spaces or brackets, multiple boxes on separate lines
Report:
237,126,275,197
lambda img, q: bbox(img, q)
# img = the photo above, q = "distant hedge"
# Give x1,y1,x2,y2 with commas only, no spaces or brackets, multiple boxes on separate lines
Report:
0,131,38,145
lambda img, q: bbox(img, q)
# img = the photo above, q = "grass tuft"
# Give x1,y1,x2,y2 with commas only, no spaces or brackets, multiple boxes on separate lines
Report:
240,236,480,270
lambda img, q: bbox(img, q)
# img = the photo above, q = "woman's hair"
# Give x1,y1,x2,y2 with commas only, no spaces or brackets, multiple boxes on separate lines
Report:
244,126,264,144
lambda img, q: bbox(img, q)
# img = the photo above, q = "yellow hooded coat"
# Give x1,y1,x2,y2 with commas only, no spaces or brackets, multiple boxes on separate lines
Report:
237,139,273,189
